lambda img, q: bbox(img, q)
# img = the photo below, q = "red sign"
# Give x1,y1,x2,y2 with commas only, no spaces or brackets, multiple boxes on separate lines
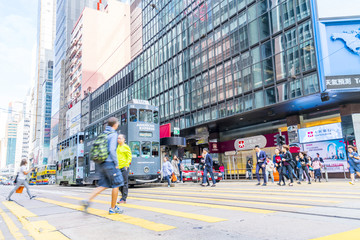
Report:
308,131,314,138
238,141,245,149
160,123,171,138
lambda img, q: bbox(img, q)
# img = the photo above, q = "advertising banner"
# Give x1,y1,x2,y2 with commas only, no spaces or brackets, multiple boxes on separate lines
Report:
298,123,342,143
303,139,347,173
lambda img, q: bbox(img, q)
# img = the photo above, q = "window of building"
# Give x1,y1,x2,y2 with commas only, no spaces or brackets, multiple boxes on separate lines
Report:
290,79,302,98
254,91,264,108
303,74,319,95
265,87,276,105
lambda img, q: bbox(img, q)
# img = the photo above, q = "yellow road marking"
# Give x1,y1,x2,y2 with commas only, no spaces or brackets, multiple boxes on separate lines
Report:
0,229,4,240
0,207,25,240
165,187,359,199
311,227,360,240
2,201,69,240
128,192,311,209
172,186,360,195
36,197,175,232
132,189,340,204
97,194,274,214
63,196,227,223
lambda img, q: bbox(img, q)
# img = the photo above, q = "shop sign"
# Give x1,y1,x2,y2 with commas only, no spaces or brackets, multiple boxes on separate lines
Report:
196,137,208,145
234,135,267,151
225,151,236,156
326,75,360,90
209,142,220,153
298,123,343,143
174,127,180,135
302,139,347,173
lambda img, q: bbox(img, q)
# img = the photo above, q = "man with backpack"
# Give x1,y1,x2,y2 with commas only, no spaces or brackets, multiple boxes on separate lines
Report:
82,117,124,215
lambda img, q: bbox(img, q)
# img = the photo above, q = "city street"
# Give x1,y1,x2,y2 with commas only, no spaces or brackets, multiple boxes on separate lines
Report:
0,180,360,239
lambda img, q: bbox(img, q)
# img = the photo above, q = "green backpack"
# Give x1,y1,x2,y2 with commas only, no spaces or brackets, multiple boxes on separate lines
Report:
90,132,110,164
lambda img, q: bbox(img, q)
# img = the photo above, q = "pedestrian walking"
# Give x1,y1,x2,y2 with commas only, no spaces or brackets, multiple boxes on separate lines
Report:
116,134,132,204
171,156,180,183
82,117,124,215
162,157,173,187
265,156,275,184
254,145,267,186
273,148,285,186
347,145,360,185
307,156,315,181
178,158,185,183
281,145,294,186
201,148,216,187
314,153,324,163
312,157,322,182
6,159,36,201
246,160,253,179
298,152,311,184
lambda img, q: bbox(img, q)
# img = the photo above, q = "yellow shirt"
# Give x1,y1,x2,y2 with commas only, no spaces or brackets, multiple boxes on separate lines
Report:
116,144,132,169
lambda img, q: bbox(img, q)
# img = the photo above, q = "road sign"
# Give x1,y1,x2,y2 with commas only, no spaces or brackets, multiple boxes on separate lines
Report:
174,127,180,135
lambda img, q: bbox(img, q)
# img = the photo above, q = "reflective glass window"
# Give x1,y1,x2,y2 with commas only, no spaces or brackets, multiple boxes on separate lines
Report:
152,142,159,157
130,141,140,157
141,141,151,158
139,109,153,123
129,108,137,122
265,87,276,105
303,74,319,95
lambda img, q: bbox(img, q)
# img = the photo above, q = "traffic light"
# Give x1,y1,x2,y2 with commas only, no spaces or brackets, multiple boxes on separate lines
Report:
274,134,280,146
278,135,286,145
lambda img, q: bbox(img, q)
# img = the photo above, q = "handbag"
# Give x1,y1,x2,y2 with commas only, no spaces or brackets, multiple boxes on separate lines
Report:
16,186,24,193
14,173,19,184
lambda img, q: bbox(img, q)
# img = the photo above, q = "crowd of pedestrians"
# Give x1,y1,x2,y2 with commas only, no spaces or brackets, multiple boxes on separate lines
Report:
255,145,328,186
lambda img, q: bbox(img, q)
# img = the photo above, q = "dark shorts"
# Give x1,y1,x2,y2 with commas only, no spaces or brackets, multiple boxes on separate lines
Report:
98,162,122,188
349,163,360,174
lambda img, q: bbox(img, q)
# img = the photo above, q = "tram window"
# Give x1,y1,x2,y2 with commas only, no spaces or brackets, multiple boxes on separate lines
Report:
153,111,159,124
129,108,137,122
78,157,84,167
121,112,127,125
139,109,152,123
152,142,159,157
141,141,151,158
129,141,140,157
79,135,84,143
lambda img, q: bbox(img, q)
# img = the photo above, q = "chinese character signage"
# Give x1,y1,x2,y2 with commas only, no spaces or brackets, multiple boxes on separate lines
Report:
298,123,343,143
234,135,267,151
325,75,360,89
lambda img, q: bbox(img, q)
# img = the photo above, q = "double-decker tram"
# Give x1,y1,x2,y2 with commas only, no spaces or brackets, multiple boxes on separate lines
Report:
56,132,85,185
35,165,57,185
84,99,161,186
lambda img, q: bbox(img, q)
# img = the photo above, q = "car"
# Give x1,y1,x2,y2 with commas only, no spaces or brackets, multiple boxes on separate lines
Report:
195,163,223,183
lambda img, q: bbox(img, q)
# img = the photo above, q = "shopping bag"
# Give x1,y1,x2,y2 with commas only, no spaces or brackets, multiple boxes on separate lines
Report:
171,173,177,182
16,186,24,194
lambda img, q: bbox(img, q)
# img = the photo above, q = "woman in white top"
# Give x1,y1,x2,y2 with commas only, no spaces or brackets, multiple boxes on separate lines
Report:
7,159,35,201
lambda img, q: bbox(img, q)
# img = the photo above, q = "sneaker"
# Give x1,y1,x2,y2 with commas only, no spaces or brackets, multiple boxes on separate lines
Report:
349,181,355,185
297,182,301,184
211,184,216,187
168,185,171,187
81,200,90,213
262,183,267,186
6,197,13,201
308,182,311,184
30,195,36,200
201,184,207,187
256,183,261,186
117,199,126,204
114,205,124,214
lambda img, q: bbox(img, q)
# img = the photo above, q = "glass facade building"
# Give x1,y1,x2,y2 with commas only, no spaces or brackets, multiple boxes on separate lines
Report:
89,0,319,131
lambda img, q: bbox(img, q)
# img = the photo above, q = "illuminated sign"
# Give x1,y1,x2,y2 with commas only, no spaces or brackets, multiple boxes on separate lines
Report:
234,136,267,151
298,123,343,143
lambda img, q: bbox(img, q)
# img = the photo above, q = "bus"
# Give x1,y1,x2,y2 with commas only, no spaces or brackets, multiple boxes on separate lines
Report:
36,165,57,185
29,170,37,185
56,132,85,185
84,99,161,186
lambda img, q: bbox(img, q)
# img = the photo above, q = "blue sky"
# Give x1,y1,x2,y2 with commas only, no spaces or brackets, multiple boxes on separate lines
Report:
0,0,37,111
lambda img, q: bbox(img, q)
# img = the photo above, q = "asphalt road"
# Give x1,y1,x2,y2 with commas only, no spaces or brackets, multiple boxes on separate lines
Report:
0,180,360,240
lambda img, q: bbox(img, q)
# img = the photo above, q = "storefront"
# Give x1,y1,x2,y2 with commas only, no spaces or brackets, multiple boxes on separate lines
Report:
298,123,348,173
210,132,289,176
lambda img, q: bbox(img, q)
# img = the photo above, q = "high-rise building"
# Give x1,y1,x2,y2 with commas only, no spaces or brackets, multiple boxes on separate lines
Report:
31,0,56,166
5,102,23,168
61,0,131,139
85,0,360,177
51,0,99,163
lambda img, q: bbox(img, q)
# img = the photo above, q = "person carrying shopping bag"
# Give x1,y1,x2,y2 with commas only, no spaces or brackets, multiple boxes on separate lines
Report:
7,159,36,201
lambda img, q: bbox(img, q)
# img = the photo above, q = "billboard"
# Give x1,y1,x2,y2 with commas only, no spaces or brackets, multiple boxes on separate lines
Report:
312,0,360,90
298,123,342,143
302,139,347,173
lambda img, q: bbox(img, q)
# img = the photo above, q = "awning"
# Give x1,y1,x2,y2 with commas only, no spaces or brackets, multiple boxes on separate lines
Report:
160,137,186,147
